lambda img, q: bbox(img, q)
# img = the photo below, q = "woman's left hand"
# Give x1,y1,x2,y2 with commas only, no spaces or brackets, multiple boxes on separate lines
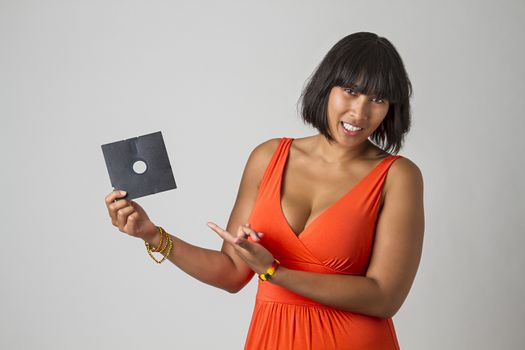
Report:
207,221,274,275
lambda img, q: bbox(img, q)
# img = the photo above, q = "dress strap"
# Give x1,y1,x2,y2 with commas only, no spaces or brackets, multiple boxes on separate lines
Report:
257,137,293,198
357,154,404,205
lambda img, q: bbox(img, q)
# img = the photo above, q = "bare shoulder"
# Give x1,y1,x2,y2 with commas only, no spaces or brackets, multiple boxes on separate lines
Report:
250,137,281,161
386,156,424,192
244,138,282,187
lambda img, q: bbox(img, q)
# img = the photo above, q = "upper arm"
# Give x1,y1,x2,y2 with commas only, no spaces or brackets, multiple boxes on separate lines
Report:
221,138,281,291
365,157,425,317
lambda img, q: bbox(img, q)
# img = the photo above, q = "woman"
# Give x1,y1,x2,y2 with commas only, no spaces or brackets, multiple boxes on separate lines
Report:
105,32,424,349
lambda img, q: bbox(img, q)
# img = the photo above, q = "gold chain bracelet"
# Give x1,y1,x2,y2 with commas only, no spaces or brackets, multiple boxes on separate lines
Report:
149,226,165,253
154,227,169,254
145,226,173,264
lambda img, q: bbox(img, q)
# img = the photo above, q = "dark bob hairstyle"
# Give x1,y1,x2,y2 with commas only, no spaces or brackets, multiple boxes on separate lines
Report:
298,32,412,155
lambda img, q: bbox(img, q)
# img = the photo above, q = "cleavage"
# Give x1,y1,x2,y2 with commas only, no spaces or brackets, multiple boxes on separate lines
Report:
280,159,360,237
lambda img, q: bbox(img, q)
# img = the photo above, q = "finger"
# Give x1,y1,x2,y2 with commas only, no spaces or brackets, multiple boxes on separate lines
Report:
236,225,250,239
207,222,237,245
108,198,130,213
123,212,140,231
105,190,127,205
241,225,263,242
117,205,136,230
107,199,132,223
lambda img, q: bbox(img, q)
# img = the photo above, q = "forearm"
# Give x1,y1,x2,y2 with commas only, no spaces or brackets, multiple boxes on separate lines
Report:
143,228,244,293
270,267,392,318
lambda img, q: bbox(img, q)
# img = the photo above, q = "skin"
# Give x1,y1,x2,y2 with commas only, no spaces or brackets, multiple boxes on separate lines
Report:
104,85,424,319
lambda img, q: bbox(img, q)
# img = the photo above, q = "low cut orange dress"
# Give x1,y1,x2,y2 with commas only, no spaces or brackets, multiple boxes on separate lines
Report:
245,137,402,350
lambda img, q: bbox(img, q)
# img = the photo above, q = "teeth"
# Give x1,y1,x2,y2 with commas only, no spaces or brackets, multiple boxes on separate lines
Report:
342,122,363,132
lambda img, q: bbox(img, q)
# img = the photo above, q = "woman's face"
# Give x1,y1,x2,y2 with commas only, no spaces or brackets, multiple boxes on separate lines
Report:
326,86,390,147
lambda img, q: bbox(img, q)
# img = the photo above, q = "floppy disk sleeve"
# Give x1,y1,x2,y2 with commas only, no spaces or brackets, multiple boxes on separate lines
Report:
101,131,177,200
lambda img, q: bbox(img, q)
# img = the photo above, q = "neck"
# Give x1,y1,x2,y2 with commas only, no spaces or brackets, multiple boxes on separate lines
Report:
311,134,372,164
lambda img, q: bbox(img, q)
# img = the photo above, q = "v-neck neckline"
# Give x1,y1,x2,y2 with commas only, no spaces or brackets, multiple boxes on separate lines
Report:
278,138,393,239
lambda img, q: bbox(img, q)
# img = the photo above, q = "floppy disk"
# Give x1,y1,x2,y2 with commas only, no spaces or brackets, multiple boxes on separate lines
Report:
101,131,177,200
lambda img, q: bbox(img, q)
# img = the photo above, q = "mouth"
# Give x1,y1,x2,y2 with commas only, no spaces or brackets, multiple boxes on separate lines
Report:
341,121,364,132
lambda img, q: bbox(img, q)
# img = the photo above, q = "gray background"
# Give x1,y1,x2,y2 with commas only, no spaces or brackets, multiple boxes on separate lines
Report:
1,0,524,349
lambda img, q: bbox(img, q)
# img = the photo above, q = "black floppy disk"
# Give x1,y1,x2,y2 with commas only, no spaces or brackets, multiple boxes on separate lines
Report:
101,131,177,200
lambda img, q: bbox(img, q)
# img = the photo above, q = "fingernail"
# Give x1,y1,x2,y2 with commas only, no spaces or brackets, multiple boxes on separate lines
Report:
120,190,127,195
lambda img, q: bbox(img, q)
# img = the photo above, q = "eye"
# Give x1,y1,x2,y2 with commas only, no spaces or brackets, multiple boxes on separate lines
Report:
343,87,359,96
370,96,385,104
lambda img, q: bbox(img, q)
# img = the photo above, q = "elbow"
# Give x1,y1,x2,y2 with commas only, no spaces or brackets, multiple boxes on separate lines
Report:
219,280,243,294
367,284,403,319
223,275,253,294
376,300,402,319
360,290,401,319
220,257,255,294
225,285,242,294
377,307,397,320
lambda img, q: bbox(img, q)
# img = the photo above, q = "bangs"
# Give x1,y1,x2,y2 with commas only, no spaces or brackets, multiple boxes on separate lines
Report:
331,43,408,103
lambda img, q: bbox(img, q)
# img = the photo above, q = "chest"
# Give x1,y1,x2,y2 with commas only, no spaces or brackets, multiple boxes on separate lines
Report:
280,159,386,237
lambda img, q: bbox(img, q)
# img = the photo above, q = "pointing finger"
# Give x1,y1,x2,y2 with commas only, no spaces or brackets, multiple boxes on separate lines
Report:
207,222,236,245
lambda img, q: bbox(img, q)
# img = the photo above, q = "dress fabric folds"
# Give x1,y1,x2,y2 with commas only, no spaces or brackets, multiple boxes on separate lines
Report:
244,137,402,350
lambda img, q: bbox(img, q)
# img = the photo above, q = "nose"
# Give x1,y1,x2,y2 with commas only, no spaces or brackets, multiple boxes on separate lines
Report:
349,94,369,119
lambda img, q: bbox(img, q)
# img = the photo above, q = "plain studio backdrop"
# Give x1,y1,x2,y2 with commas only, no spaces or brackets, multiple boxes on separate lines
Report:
1,1,524,349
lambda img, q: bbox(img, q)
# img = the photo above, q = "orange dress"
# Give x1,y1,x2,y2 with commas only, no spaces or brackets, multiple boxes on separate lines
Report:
245,137,402,350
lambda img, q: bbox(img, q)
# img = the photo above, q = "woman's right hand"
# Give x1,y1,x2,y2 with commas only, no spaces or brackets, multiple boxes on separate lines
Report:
104,190,157,242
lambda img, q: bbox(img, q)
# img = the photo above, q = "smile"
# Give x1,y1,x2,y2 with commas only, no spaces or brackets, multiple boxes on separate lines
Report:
341,121,363,132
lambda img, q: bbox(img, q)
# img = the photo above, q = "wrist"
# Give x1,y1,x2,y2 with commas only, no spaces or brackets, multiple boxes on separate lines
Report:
258,259,280,282
268,266,286,284
144,226,174,264
142,223,160,246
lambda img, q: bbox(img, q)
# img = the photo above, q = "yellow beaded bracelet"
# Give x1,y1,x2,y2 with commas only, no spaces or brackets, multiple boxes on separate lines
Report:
259,259,280,281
